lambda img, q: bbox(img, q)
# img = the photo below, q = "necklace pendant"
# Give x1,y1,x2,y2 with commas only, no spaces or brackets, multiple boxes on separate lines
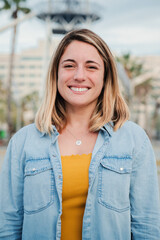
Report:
76,140,82,146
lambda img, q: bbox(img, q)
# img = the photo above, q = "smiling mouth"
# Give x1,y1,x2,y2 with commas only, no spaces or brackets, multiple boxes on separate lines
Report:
69,87,89,92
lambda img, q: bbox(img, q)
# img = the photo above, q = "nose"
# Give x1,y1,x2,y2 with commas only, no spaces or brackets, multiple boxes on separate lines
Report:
74,66,86,81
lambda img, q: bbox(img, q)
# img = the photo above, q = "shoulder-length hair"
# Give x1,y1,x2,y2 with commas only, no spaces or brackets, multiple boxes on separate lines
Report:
35,29,129,134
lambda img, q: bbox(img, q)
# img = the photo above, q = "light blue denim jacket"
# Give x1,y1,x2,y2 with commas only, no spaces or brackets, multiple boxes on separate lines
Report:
0,121,160,240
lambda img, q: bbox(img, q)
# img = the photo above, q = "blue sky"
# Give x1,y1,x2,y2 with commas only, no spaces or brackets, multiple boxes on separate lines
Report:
0,0,160,55
94,0,160,55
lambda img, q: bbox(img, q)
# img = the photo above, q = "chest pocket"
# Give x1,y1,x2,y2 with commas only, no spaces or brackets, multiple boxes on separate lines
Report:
98,156,132,212
24,158,54,214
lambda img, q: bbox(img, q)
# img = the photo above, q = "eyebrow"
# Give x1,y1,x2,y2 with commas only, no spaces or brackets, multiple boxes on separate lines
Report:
61,59,101,66
61,59,75,64
86,60,100,67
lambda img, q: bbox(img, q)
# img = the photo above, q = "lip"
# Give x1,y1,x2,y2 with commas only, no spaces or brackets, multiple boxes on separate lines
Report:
68,85,91,89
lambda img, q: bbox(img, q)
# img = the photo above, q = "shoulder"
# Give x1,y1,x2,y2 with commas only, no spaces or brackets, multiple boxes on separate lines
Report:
119,120,147,137
8,124,50,161
11,123,42,144
112,120,152,155
116,120,147,139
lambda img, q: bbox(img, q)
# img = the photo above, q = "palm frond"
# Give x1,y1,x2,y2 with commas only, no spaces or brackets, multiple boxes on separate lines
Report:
18,7,31,14
0,0,11,11
12,0,28,5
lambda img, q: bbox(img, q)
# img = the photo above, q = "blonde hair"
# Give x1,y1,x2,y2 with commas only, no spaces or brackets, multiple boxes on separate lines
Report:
35,29,129,134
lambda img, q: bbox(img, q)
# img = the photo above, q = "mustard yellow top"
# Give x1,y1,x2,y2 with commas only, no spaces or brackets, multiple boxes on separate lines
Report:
61,153,92,240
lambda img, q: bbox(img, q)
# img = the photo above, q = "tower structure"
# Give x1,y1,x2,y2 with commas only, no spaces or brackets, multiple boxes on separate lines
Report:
36,0,100,34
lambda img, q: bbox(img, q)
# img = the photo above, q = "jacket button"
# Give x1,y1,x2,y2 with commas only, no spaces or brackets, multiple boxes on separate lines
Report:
58,175,62,179
32,168,36,171
120,167,124,171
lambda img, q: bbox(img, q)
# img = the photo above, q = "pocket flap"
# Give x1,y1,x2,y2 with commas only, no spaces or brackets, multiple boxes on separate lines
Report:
25,158,52,176
100,156,132,174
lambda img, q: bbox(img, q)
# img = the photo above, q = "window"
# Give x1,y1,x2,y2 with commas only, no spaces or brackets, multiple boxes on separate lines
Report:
19,65,25,69
29,65,36,68
21,57,42,61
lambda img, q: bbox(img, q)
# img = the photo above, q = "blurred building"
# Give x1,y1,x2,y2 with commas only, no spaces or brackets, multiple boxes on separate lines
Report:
131,56,160,137
0,38,60,100
138,56,160,98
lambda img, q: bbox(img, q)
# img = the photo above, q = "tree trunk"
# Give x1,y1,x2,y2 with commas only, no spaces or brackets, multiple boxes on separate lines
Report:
7,24,17,139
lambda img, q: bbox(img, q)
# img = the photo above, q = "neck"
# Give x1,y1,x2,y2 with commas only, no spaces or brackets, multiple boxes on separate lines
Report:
66,105,95,131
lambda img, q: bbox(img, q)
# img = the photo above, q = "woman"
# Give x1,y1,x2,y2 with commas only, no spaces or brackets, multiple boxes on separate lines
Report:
0,29,160,240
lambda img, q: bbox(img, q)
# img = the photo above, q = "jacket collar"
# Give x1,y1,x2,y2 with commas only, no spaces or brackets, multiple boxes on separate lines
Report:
39,122,114,138
39,125,58,138
101,122,114,137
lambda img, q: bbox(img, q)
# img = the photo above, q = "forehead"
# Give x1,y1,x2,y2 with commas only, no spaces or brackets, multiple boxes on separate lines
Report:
60,40,103,62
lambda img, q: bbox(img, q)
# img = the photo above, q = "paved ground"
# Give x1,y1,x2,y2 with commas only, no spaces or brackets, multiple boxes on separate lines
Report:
0,142,160,196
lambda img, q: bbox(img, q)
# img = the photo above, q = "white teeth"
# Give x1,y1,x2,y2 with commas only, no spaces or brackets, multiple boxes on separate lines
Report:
70,87,88,92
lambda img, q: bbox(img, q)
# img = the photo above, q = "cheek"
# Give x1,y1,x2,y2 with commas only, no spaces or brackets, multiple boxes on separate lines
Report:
97,72,104,89
95,74,104,96
57,75,63,95
57,69,65,89
58,69,71,85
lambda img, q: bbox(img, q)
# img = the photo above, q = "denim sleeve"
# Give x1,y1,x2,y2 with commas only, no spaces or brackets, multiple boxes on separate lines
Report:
130,134,160,239
0,137,23,239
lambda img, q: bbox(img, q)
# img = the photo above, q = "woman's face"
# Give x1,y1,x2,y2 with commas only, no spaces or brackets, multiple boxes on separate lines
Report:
58,40,104,111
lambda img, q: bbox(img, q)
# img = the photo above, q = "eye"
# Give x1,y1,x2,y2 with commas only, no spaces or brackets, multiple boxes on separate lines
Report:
87,65,98,70
64,64,74,68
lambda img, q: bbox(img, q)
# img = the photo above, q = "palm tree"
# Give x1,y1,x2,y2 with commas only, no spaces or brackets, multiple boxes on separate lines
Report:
116,53,143,79
21,91,39,126
0,0,31,138
0,79,7,124
117,53,153,132
0,79,17,139
152,98,160,139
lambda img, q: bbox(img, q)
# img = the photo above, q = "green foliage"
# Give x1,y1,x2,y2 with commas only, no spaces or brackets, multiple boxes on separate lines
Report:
0,0,11,10
116,53,144,79
0,80,16,129
18,7,30,14
0,80,7,123
21,91,39,125
22,91,39,111
0,0,31,137
0,0,31,18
